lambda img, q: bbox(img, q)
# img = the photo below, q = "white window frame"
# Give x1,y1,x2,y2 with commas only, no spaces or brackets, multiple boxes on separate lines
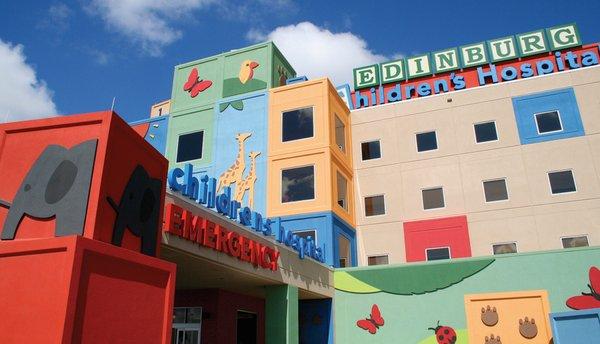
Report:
482,177,510,203
294,229,318,244
280,164,316,204
421,186,446,210
175,130,205,163
425,246,451,261
534,110,563,135
363,194,386,217
560,234,590,248
360,139,383,161
491,241,518,255
281,106,316,143
415,130,439,153
547,169,577,195
367,254,390,266
473,120,499,144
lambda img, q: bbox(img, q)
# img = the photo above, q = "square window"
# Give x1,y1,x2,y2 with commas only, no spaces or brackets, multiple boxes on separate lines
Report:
422,187,444,210
474,122,498,143
548,170,576,194
483,179,509,202
416,131,438,152
281,166,315,203
336,172,348,211
367,255,389,266
364,195,385,216
176,131,204,162
361,140,381,160
535,110,563,134
282,107,314,142
426,247,450,261
294,230,317,244
335,115,346,152
492,242,517,254
562,235,589,248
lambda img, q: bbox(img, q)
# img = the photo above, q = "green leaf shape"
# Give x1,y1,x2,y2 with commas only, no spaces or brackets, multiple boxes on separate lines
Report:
337,258,494,295
334,271,381,293
222,78,266,98
231,100,244,111
219,103,230,113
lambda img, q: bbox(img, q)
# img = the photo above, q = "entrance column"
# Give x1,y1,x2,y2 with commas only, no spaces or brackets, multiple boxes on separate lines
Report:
265,285,298,344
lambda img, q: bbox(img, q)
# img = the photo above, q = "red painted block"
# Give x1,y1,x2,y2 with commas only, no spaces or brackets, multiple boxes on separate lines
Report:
0,235,176,344
403,215,471,262
0,111,167,256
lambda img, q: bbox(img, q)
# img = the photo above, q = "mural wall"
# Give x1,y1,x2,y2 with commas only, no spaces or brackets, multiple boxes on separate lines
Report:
334,247,600,343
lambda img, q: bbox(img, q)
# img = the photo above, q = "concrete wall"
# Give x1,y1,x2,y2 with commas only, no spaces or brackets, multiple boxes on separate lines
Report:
352,66,600,265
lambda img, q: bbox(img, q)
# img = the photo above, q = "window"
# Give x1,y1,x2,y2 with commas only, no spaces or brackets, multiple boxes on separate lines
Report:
361,140,381,160
422,187,445,210
282,107,314,142
335,115,346,152
172,307,202,344
176,131,204,162
562,235,589,248
474,121,498,143
364,195,385,216
368,255,389,266
483,179,509,202
338,235,352,267
535,110,563,134
416,131,438,152
492,242,517,255
294,230,317,244
336,172,348,211
426,247,451,261
548,170,576,194
281,166,315,203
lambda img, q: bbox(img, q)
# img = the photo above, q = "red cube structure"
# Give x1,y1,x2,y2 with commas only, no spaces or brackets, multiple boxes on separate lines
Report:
0,111,176,343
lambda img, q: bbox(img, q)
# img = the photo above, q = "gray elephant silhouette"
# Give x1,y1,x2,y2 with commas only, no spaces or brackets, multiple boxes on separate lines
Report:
0,140,97,239
107,165,162,257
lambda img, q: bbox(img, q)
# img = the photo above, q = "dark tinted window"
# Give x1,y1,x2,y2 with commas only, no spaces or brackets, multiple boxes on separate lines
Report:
364,195,385,216
426,247,450,261
422,188,444,209
493,243,517,254
176,131,204,162
548,170,576,194
535,111,562,134
474,122,498,143
282,107,314,142
368,255,389,266
483,179,508,202
361,140,381,160
562,236,589,248
416,131,437,152
281,166,315,202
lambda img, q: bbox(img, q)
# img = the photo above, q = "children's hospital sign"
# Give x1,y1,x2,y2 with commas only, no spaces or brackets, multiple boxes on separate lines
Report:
343,23,599,109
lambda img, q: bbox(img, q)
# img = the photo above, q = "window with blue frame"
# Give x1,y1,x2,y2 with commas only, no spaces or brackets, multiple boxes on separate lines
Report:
512,88,584,144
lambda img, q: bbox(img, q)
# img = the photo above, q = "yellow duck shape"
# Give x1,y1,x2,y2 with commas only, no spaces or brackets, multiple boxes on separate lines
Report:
238,60,259,84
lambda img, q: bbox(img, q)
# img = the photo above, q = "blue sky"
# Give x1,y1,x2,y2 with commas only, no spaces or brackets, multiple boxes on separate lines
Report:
0,0,599,123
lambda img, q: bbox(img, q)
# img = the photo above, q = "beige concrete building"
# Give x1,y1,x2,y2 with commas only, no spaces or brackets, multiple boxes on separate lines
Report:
351,65,600,265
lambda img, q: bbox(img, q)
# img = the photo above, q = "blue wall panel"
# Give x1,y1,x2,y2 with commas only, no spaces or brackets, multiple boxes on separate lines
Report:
550,308,600,344
512,88,584,144
279,211,356,268
214,91,268,215
129,116,169,155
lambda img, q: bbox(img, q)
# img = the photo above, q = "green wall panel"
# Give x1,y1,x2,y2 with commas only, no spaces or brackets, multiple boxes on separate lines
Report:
266,285,299,344
166,106,214,170
171,57,223,114
334,248,600,343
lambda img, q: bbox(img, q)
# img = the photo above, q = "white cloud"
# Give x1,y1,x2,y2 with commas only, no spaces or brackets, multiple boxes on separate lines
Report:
247,22,388,86
0,39,58,122
86,0,214,56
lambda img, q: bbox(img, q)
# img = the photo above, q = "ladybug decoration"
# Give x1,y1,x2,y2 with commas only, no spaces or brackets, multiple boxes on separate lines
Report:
428,321,457,344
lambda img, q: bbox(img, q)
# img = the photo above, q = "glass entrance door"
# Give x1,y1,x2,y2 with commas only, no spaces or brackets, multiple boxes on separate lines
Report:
172,307,202,344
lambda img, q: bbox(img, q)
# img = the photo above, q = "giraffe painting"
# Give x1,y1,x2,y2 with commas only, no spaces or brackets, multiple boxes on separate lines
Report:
235,151,261,208
217,132,252,193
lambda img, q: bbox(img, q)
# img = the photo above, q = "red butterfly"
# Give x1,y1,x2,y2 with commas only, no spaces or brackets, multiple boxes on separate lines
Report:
356,304,384,334
567,266,600,310
183,67,212,98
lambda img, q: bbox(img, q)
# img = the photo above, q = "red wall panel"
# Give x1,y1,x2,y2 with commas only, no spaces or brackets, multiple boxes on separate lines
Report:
403,215,471,262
